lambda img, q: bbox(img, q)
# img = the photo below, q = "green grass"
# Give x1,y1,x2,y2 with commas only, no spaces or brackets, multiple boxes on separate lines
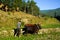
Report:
42,24,60,28
0,10,60,29
0,10,60,40
0,32,60,40
0,23,60,31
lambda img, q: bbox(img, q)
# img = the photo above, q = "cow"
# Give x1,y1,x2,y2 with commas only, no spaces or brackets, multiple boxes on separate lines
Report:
14,28,20,37
22,24,41,35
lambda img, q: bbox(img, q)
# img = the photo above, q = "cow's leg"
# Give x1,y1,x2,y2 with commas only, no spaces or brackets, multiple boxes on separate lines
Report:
23,27,28,35
16,29,20,37
34,30,39,34
23,31,26,35
23,30,28,35
17,32,19,37
23,32,25,35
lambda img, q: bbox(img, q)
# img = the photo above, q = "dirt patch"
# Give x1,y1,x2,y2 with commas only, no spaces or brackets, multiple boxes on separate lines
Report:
38,28,60,34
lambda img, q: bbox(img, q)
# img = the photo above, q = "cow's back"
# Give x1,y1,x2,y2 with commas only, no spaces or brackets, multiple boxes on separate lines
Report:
24,24,34,31
23,24,40,34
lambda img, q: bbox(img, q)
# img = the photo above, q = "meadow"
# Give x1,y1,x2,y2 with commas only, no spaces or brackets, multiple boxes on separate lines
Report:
0,31,60,40
0,10,60,40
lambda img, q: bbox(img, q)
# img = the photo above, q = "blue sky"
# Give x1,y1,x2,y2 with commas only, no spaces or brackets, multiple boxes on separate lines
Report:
34,0,60,10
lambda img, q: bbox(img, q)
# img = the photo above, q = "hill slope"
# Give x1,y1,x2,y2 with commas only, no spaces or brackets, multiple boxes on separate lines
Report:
0,10,60,30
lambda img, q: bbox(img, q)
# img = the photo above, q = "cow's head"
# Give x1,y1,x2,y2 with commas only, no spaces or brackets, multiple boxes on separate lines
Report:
36,24,41,29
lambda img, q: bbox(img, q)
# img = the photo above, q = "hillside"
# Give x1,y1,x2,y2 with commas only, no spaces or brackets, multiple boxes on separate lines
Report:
41,8,60,17
0,10,60,30
0,10,60,40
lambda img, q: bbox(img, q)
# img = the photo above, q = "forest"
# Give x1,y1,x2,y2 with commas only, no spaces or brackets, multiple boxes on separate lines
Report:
0,0,40,16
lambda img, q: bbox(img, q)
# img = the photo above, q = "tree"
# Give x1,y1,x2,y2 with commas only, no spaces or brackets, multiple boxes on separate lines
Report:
9,0,23,11
0,0,41,16
27,0,40,16
22,0,26,12
26,0,31,13
30,0,36,15
0,0,1,2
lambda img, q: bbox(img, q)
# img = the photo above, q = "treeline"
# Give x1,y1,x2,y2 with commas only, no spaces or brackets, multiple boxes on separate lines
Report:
0,0,40,16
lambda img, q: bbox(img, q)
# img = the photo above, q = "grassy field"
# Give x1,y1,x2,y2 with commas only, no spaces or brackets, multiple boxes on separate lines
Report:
42,24,60,28
0,10,60,40
0,28,60,40
0,10,60,30
0,32,60,40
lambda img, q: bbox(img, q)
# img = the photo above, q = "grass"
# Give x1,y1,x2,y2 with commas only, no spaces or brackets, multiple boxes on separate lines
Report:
0,23,60,31
42,24,60,28
0,10,60,30
0,10,60,40
0,32,60,40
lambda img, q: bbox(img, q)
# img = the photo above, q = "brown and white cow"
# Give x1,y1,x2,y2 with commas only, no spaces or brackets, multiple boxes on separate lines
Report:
23,24,41,35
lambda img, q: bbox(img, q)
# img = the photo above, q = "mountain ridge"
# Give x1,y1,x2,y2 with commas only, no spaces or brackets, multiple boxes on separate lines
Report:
41,8,60,17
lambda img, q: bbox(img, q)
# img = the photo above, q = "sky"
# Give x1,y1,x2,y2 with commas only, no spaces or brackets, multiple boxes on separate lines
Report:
34,0,60,10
